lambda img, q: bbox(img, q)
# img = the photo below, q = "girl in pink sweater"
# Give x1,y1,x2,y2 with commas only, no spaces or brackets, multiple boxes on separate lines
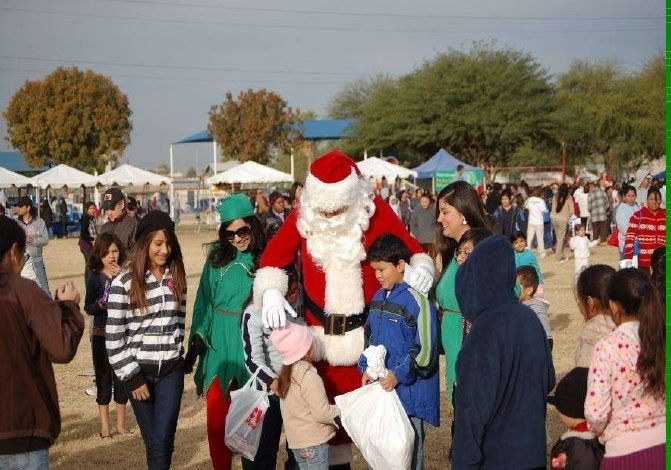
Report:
585,268,665,469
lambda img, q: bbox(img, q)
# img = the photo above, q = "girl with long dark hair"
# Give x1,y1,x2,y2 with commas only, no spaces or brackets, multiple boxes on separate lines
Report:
184,193,266,470
106,211,187,470
85,232,128,439
585,268,665,469
433,180,491,400
551,183,573,263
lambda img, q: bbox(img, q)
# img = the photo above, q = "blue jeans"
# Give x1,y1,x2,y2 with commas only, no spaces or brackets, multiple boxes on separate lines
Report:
129,366,184,470
32,259,50,295
409,416,426,470
0,449,49,470
292,444,329,470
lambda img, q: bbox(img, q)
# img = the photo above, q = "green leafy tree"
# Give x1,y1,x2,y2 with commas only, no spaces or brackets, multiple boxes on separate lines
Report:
3,66,132,173
208,89,302,164
348,43,558,169
555,55,664,175
327,74,397,119
185,166,198,177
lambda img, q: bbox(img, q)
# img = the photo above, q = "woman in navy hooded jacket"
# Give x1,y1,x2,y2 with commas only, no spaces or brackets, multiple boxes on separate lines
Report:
452,235,555,470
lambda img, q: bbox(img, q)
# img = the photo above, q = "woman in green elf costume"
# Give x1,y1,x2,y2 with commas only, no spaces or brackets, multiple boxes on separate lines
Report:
184,193,266,470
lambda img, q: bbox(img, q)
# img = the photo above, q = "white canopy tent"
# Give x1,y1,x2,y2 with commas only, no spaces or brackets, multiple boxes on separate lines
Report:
0,166,32,188
209,161,293,185
97,164,171,186
28,164,98,189
356,157,417,181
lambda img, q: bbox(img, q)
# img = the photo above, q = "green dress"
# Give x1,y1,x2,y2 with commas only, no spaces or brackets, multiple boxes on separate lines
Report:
190,248,254,397
435,258,462,401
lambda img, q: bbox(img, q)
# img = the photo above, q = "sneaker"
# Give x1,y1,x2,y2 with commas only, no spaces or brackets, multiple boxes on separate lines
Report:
85,385,97,397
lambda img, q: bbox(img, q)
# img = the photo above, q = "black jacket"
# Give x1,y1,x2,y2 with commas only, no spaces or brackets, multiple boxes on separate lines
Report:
550,430,604,470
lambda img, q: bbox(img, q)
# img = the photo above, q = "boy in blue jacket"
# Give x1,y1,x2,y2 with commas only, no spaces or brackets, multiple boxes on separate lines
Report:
359,233,440,470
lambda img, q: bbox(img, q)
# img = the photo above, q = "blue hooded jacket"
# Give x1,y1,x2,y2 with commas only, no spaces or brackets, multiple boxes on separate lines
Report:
452,235,555,470
359,281,440,426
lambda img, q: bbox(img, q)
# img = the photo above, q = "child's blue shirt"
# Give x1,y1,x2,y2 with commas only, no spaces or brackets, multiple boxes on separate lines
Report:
358,281,440,426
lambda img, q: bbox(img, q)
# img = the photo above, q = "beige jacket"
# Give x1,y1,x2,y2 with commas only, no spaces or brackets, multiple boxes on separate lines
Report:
575,314,616,367
279,360,340,449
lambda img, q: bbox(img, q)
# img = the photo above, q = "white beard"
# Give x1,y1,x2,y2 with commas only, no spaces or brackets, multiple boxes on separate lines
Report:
297,185,375,315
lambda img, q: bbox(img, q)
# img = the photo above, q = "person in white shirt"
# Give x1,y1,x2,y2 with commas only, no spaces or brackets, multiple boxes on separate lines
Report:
524,187,548,258
613,185,640,260
573,182,590,227
569,224,598,278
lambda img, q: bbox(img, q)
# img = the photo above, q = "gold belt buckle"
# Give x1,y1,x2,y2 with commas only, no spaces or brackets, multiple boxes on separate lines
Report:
327,314,348,336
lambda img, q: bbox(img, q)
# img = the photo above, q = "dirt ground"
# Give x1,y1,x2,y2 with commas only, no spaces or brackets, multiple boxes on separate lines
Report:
42,224,620,469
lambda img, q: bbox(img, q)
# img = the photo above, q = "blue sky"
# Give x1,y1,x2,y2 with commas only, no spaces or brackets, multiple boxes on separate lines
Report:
0,0,664,171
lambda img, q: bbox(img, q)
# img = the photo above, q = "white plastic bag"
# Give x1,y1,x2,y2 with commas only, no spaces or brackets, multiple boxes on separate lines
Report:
224,370,269,461
335,383,414,470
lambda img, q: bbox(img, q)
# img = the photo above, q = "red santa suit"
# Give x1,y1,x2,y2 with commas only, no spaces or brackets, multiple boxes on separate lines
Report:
253,151,432,448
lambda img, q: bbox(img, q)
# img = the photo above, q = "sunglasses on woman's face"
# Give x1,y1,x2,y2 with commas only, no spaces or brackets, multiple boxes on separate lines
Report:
225,225,251,241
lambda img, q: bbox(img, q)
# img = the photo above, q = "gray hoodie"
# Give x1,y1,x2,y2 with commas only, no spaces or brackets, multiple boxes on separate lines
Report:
522,297,552,340
17,216,49,261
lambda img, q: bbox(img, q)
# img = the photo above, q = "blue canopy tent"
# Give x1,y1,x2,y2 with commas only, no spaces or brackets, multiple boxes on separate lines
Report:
412,148,483,192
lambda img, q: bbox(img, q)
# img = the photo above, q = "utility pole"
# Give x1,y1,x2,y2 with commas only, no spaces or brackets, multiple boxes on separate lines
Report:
560,139,567,183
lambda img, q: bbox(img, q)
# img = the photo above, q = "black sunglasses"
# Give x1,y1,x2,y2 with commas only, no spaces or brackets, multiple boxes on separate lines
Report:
225,225,251,241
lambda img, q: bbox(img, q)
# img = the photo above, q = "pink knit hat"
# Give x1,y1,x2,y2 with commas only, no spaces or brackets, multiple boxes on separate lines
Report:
270,322,313,365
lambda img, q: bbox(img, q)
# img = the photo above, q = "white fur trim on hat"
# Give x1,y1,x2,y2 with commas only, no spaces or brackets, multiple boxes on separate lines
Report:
303,169,363,213
310,325,364,366
253,266,288,310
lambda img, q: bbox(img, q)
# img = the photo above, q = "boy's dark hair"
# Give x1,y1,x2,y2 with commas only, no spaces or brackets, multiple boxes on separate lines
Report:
574,224,585,233
516,266,539,295
511,231,526,244
367,233,411,265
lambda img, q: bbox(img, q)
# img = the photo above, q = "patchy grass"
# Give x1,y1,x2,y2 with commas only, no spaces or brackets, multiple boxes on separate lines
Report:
44,228,618,469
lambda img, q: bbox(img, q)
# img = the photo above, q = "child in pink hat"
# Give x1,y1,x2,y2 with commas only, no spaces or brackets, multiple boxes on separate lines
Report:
271,322,340,469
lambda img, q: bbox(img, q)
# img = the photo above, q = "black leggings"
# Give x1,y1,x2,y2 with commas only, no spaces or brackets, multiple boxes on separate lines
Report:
92,335,128,406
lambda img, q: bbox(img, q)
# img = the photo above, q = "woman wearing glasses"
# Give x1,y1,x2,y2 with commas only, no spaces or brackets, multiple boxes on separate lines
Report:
184,193,266,470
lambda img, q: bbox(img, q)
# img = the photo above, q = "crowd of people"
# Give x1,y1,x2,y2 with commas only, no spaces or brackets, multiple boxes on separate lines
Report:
0,151,665,470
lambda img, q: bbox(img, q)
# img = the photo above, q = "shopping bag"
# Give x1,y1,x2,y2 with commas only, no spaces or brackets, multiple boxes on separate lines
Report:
607,226,619,247
224,370,269,461
335,383,414,470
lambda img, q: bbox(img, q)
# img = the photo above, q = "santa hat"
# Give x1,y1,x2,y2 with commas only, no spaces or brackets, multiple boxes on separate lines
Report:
304,150,364,212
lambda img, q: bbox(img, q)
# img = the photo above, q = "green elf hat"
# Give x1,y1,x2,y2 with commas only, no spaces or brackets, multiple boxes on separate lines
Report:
218,193,255,223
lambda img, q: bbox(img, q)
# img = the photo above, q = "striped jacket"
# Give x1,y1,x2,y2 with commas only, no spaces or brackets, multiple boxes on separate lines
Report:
241,304,283,390
623,207,666,268
106,268,186,390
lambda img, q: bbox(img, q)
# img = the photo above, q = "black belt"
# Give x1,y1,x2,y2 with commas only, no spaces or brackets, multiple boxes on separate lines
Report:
303,294,367,336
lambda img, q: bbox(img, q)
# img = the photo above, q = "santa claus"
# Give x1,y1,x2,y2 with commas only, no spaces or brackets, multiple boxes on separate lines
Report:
253,150,434,467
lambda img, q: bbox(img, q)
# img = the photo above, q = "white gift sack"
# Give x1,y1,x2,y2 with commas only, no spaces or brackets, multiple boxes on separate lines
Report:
224,370,269,461
335,383,414,470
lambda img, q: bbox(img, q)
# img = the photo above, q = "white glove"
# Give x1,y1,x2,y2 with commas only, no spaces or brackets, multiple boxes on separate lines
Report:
363,345,388,380
262,288,297,329
403,263,433,295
